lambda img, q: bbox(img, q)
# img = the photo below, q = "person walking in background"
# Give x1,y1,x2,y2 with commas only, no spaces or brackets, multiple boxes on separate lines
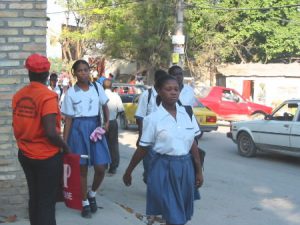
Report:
59,82,69,107
168,65,195,107
102,79,124,175
128,75,136,85
12,54,70,225
123,75,203,225
61,59,111,218
134,69,168,183
48,72,62,100
135,69,168,146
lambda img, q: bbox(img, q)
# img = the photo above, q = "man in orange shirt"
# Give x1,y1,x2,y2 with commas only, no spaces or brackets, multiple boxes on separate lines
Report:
12,54,70,225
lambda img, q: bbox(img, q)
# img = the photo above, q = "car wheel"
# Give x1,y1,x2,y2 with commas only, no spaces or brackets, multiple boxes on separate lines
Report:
250,112,265,120
237,132,256,157
119,114,128,130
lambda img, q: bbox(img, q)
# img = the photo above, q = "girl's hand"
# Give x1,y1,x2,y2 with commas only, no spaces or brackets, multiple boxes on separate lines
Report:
123,171,132,186
195,172,203,188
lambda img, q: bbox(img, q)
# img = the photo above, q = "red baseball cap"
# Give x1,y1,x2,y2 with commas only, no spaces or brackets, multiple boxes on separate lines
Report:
25,54,51,73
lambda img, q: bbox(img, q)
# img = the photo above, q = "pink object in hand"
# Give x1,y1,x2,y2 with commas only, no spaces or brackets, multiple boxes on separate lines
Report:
90,127,106,142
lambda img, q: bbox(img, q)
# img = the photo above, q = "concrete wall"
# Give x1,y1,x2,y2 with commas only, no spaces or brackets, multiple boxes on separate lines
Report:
0,0,47,216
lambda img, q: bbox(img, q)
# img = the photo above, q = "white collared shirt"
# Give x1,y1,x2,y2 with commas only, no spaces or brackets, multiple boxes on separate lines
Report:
139,103,201,156
179,84,195,107
135,87,158,118
61,82,108,117
104,89,124,121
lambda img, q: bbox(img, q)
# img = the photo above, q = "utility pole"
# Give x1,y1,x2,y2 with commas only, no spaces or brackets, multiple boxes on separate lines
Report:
171,0,185,68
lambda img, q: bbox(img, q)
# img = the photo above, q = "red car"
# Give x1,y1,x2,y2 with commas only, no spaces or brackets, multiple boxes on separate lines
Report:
198,86,272,121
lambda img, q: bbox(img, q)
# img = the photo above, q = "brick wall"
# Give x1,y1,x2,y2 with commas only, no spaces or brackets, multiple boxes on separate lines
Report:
0,0,47,216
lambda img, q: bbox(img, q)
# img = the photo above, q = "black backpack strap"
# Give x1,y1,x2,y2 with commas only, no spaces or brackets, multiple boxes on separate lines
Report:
92,82,99,96
177,99,183,106
183,104,204,167
183,105,193,121
92,82,101,125
147,88,152,105
59,86,63,97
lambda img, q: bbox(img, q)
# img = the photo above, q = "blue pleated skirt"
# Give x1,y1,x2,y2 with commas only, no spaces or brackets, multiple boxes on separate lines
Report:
146,152,200,224
67,116,111,166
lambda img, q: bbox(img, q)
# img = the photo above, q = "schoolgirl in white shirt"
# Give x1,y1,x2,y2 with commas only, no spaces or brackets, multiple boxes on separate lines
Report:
134,69,168,182
61,60,111,218
168,65,195,107
123,75,203,225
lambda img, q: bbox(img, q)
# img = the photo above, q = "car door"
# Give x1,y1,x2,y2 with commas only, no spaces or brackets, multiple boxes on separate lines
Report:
256,102,297,150
289,104,300,152
220,90,248,120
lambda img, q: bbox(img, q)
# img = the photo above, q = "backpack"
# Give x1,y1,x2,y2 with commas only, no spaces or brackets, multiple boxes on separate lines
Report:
182,104,206,168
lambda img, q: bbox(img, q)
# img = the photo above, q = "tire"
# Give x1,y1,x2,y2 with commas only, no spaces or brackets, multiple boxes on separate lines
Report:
250,112,266,120
119,114,128,130
237,132,256,157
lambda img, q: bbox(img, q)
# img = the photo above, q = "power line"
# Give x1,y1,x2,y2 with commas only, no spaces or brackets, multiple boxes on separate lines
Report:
186,3,300,11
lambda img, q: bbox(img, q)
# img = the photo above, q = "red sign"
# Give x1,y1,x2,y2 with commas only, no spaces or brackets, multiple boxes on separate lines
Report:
63,154,82,211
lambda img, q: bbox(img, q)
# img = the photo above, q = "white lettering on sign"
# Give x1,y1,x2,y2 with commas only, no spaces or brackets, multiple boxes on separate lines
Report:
63,164,71,188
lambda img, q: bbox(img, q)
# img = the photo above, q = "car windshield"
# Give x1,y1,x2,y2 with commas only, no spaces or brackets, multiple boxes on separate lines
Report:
112,84,146,95
193,98,205,108
271,102,299,121
194,86,211,98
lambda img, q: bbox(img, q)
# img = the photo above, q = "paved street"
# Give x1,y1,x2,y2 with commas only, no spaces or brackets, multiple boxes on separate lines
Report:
100,125,300,225
6,126,300,225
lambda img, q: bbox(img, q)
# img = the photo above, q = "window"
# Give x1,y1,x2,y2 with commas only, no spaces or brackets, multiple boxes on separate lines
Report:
272,103,298,121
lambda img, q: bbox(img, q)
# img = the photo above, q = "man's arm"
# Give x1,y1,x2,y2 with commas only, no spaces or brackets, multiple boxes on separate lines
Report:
42,114,70,153
102,104,110,131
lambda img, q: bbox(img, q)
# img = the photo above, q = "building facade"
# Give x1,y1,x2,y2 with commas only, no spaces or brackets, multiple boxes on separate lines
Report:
0,0,47,216
216,63,300,108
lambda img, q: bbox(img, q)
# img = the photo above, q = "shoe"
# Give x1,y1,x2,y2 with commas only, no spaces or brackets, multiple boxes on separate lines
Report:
87,196,98,213
108,168,116,174
81,205,92,218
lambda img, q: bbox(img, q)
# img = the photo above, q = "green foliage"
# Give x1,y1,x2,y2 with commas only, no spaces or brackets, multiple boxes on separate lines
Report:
59,0,175,67
59,0,300,66
49,57,73,74
186,0,300,63
49,57,63,73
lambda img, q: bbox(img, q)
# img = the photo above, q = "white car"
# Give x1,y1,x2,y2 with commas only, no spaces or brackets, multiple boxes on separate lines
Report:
227,99,300,157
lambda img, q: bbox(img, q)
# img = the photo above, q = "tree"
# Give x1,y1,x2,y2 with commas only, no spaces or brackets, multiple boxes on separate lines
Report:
186,0,300,64
58,0,175,69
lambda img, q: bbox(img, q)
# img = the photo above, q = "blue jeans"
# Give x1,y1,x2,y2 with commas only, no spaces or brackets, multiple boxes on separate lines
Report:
18,150,62,225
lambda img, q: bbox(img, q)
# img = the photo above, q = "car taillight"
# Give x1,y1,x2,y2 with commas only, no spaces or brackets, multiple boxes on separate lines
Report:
206,116,216,123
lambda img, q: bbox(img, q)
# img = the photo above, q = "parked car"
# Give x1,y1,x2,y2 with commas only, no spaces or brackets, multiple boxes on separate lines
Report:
112,83,148,95
198,86,272,121
227,99,300,157
119,94,139,129
193,98,218,138
119,95,218,138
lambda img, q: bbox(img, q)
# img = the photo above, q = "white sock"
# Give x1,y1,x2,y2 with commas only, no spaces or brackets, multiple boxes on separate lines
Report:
82,200,89,207
88,190,97,198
